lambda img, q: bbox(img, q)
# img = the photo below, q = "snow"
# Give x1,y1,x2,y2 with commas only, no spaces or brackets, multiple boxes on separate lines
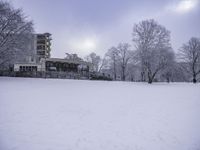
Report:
0,77,200,150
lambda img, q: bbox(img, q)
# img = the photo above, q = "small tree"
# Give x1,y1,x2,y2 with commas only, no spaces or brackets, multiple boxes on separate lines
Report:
117,43,132,81
178,37,200,83
85,52,101,72
132,19,173,83
105,47,119,80
106,43,132,81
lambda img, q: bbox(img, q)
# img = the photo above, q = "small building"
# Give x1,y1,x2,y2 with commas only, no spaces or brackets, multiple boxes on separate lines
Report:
14,63,43,72
41,58,90,73
12,32,92,79
14,58,90,73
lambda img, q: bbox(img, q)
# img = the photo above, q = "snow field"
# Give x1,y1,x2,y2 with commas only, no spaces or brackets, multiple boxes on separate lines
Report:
0,77,200,150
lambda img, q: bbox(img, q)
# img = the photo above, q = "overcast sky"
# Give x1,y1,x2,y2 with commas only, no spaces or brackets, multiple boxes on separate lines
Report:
10,0,200,58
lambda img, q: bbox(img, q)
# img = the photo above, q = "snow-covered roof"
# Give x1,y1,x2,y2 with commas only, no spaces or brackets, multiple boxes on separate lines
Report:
42,58,91,66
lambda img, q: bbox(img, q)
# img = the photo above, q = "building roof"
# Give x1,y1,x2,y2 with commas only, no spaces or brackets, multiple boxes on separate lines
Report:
41,58,91,66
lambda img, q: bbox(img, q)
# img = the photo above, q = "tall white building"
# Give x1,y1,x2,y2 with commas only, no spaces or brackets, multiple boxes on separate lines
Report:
35,33,52,61
13,33,52,72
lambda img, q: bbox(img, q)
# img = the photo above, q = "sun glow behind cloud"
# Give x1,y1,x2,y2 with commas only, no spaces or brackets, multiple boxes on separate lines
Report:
68,37,98,54
176,0,198,13
166,0,199,14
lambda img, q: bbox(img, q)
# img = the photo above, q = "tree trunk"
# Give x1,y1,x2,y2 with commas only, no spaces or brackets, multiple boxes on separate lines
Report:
147,71,153,84
167,77,170,83
114,72,116,81
148,78,153,84
192,62,197,83
141,71,145,82
122,75,125,81
192,72,197,83
113,61,116,80
122,66,126,81
193,75,197,83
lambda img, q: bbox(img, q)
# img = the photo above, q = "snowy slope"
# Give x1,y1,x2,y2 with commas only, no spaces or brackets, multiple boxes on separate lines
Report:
0,77,200,150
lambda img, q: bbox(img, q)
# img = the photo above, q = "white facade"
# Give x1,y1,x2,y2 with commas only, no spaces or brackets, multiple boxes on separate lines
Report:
14,63,44,72
13,33,52,72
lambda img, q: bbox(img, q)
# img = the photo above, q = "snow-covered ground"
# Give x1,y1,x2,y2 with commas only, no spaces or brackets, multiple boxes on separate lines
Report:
0,77,200,150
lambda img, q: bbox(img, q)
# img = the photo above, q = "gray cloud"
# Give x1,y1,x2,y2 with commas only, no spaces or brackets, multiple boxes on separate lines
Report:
10,0,200,57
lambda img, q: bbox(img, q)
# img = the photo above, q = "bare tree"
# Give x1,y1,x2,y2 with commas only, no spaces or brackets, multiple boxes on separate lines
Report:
160,60,189,82
0,1,33,70
98,55,108,73
105,47,119,80
117,43,132,81
85,52,101,72
106,43,132,81
178,37,200,83
132,19,173,83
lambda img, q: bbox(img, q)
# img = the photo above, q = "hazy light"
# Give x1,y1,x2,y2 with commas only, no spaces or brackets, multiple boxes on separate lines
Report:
69,37,97,54
166,0,198,14
82,39,96,50
176,0,197,13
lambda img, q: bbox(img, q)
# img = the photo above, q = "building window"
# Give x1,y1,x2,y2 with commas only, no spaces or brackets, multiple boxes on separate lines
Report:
37,40,45,44
20,66,23,72
37,45,45,50
19,66,38,72
37,51,45,55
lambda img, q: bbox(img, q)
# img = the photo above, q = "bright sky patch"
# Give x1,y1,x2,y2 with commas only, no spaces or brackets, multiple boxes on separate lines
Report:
167,0,199,14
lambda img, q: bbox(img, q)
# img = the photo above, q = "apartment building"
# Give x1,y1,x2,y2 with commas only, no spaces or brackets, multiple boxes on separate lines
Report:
35,33,52,61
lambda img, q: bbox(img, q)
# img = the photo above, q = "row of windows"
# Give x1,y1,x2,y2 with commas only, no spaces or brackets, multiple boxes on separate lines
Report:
37,51,45,55
37,40,51,45
19,66,37,72
37,45,46,50
46,62,77,68
37,40,46,44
